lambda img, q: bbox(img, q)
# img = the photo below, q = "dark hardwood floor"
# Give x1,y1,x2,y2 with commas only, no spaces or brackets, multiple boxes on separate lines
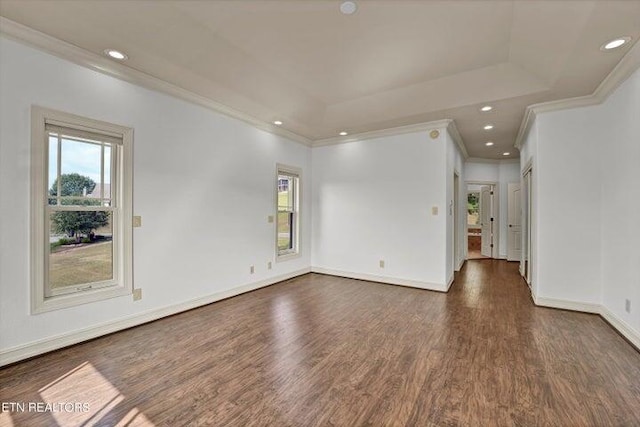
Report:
1,260,640,426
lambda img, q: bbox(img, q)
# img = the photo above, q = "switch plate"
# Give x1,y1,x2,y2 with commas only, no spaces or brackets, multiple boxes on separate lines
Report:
379,260,385,268
133,216,142,227
432,206,438,216
133,288,142,301
268,261,272,270
268,215,274,223
625,299,631,313
250,265,255,274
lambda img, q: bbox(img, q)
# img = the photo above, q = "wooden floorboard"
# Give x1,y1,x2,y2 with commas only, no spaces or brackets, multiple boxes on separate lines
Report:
1,260,640,426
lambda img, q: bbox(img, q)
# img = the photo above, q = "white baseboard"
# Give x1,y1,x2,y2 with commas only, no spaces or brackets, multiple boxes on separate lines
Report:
311,267,448,292
455,258,465,272
446,274,455,291
600,306,640,350
0,268,311,367
533,294,600,314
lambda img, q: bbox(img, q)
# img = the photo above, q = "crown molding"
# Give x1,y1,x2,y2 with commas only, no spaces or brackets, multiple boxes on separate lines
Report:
0,17,313,147
466,157,519,164
446,120,468,159
0,17,474,155
313,119,469,159
515,39,640,149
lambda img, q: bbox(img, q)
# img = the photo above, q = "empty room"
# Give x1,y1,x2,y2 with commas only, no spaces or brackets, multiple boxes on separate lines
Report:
1,1,640,425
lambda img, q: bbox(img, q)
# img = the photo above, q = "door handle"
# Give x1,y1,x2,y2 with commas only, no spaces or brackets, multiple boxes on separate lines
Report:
509,224,513,227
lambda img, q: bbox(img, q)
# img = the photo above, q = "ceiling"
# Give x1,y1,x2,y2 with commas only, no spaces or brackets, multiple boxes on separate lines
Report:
1,1,639,158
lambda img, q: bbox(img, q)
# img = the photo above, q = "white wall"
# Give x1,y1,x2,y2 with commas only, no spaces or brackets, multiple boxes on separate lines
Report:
311,129,451,288
598,67,640,334
520,119,538,295
446,129,465,281
519,65,640,340
0,37,312,354
464,160,520,259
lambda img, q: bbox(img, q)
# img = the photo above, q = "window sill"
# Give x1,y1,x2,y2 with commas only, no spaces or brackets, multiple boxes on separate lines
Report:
32,284,131,314
276,251,301,263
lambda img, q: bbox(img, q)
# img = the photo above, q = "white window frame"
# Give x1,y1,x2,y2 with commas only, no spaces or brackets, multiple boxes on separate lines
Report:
275,164,301,262
31,106,133,313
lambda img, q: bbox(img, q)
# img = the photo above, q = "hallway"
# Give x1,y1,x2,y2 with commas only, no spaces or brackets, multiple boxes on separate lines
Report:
1,261,639,426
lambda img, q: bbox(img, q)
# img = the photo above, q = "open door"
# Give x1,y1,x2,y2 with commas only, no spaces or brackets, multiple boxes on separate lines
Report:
480,186,492,257
507,183,522,261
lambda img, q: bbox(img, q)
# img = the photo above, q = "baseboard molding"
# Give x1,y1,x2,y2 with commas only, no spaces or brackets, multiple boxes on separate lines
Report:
446,274,455,291
0,268,311,367
455,258,465,272
533,295,600,314
311,267,448,292
600,306,640,351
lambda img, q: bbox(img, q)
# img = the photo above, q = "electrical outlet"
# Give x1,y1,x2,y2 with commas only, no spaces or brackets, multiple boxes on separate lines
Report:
132,216,142,227
268,215,274,223
250,265,255,274
432,206,438,216
625,299,631,313
267,261,272,270
379,260,385,268
133,288,142,301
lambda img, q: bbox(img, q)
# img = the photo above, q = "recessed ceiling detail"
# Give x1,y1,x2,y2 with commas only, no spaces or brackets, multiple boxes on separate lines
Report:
1,1,639,159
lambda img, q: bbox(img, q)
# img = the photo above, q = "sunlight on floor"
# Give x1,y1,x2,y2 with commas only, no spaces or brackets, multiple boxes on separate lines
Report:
37,361,154,426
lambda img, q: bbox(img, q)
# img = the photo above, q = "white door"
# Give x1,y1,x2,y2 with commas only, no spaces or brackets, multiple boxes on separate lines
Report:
507,182,522,261
480,186,492,257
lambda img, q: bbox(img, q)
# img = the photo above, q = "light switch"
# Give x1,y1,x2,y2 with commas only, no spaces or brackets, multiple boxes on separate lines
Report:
133,216,142,227
432,206,439,216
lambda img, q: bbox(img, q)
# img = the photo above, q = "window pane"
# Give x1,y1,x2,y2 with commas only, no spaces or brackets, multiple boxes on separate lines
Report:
277,175,293,211
467,193,480,226
59,138,101,199
48,136,58,205
49,211,113,289
102,145,112,200
277,212,293,251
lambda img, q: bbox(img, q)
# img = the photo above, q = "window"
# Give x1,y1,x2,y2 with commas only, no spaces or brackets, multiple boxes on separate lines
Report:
31,107,133,313
276,164,301,260
467,192,480,227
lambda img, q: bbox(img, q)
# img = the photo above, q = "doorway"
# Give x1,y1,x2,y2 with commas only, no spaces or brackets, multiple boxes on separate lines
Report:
466,182,497,260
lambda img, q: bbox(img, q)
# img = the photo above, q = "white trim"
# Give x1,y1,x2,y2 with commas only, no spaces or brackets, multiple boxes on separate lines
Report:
446,274,455,291
275,163,302,262
456,258,466,271
31,106,134,314
532,295,600,314
311,267,449,292
446,121,468,159
0,268,311,367
0,17,312,147
515,38,640,149
600,306,640,350
313,119,467,155
466,157,520,165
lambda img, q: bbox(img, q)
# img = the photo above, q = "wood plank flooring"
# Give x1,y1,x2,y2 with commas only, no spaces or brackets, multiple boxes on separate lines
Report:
1,260,640,426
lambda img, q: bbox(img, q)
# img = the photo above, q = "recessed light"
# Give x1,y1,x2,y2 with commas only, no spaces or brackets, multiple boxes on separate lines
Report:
503,152,510,156
484,124,494,130
485,142,494,146
104,49,127,60
340,1,357,15
273,120,283,126
339,131,348,136
480,105,493,112
601,37,631,51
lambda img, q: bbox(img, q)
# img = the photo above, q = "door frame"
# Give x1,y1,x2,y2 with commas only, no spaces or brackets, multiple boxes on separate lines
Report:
521,161,533,286
506,182,522,261
465,180,499,259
